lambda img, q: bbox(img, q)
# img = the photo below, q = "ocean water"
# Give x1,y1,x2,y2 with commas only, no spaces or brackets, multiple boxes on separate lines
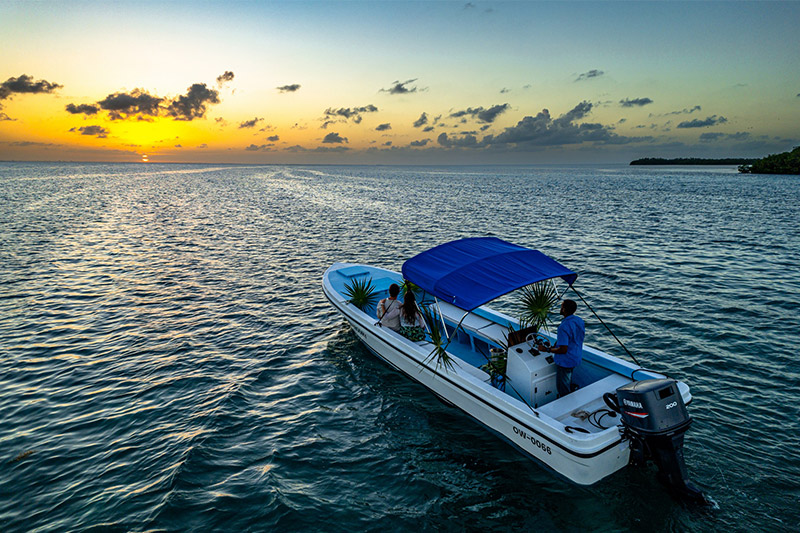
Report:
1,162,798,532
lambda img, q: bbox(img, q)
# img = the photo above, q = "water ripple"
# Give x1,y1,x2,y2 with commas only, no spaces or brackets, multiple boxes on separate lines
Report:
1,162,798,532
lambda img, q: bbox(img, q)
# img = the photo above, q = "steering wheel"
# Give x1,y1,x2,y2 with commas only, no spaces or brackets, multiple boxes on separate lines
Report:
525,332,537,350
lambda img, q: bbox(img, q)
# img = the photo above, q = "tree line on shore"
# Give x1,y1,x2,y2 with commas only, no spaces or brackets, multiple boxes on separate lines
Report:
737,146,800,174
630,157,756,165
630,147,799,174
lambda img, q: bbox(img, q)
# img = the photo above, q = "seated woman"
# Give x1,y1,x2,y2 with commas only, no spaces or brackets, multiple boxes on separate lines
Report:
384,290,426,341
376,283,402,332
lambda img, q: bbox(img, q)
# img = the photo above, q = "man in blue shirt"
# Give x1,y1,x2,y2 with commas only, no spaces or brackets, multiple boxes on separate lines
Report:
537,299,585,397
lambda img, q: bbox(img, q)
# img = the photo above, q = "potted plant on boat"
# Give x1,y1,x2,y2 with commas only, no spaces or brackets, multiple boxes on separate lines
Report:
481,336,510,391
518,281,560,346
343,276,378,311
421,305,456,373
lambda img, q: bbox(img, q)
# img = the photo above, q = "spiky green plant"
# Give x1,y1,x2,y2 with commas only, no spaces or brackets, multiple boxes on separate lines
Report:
421,305,456,373
480,347,507,378
400,279,421,298
519,281,559,334
343,276,378,311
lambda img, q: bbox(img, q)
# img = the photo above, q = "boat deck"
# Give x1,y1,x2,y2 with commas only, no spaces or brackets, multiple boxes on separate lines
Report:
328,262,634,434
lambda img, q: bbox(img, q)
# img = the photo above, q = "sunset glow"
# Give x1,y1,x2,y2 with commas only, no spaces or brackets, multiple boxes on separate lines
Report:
1,1,798,164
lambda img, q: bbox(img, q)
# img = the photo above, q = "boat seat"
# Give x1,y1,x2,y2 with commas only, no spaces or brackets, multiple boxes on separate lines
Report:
339,266,369,278
476,323,509,346
370,276,402,294
454,312,494,336
537,373,630,421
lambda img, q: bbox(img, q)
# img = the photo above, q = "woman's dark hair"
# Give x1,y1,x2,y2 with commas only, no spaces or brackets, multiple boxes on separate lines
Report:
401,290,417,321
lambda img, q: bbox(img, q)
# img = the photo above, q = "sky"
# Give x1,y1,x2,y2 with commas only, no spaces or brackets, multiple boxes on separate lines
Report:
1,0,799,165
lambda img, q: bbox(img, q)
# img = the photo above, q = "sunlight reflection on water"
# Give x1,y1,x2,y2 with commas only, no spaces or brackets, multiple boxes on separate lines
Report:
0,162,798,532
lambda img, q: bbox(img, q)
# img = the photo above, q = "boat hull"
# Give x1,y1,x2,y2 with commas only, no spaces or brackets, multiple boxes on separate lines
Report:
324,263,636,485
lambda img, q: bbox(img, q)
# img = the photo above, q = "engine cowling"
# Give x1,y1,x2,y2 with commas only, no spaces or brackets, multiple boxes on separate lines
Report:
606,378,706,504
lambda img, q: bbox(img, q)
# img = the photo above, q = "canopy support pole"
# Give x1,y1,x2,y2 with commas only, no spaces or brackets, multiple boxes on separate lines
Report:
569,285,642,367
433,298,450,342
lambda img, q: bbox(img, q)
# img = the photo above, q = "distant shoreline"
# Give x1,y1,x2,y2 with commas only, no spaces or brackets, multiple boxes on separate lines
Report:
630,157,757,166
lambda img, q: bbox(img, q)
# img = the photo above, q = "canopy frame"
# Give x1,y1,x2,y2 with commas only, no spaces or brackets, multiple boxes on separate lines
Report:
402,237,578,312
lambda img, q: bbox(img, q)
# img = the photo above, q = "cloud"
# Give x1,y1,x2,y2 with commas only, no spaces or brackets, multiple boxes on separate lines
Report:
413,112,429,128
322,132,348,144
423,126,434,133
245,143,274,152
449,103,509,123
437,132,480,148
476,101,642,148
79,77,224,121
665,105,701,115
65,103,100,115
410,139,431,147
677,115,728,128
277,84,301,93
381,79,419,95
287,144,350,153
0,74,62,102
98,89,163,120
620,97,653,107
500,88,510,94
166,83,220,121
69,125,109,138
267,134,280,142
321,105,378,127
8,141,58,147
699,131,750,142
0,112,14,121
314,146,350,152
375,123,391,131
575,69,604,82
239,117,263,129
325,105,379,118
216,71,234,87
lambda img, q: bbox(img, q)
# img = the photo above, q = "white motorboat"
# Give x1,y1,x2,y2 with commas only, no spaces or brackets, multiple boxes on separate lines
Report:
323,237,704,501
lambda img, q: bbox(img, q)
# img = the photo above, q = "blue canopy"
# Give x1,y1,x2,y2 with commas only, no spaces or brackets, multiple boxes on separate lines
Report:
401,237,577,311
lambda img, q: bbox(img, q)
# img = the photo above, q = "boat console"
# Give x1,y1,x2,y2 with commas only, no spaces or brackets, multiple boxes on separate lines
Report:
506,341,557,408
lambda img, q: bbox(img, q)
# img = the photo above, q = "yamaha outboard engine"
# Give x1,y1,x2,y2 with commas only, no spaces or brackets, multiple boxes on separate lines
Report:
604,378,706,503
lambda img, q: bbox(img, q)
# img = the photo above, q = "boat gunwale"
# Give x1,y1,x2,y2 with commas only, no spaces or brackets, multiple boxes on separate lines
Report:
323,263,633,459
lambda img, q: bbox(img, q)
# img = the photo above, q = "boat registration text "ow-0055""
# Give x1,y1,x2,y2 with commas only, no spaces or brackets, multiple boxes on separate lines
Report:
513,426,552,455
351,324,368,341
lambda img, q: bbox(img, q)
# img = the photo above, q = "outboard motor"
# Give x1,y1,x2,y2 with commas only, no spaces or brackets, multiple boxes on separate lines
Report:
604,378,706,503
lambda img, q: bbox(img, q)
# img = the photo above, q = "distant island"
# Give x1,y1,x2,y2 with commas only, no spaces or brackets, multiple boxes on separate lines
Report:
737,146,800,174
630,147,800,174
630,157,757,166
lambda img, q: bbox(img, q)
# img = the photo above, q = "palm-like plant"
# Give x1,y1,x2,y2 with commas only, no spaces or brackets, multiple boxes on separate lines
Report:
343,276,378,311
400,279,421,298
481,347,507,378
519,281,559,335
421,305,456,373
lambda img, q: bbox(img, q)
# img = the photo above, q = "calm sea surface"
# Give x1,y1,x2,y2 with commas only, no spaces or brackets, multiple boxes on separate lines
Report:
1,162,798,532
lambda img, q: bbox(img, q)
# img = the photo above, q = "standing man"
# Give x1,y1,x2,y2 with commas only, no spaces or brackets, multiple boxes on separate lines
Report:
537,299,585,397
377,283,402,332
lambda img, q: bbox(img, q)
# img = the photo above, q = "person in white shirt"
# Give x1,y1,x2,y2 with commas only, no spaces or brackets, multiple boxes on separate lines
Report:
376,283,402,332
